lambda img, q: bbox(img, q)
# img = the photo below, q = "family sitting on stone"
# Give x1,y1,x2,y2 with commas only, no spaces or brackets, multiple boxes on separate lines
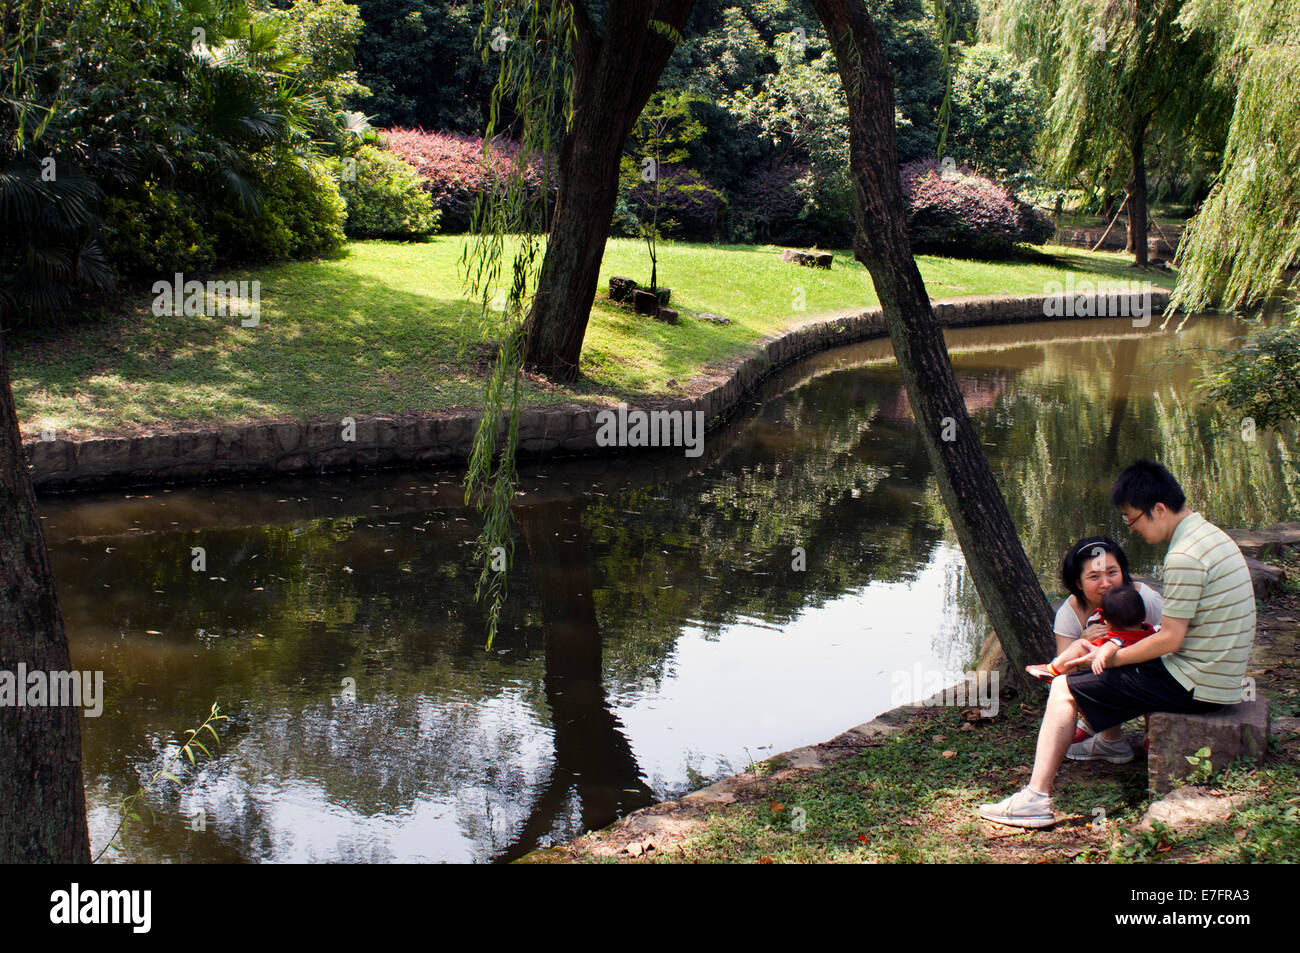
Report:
978,459,1256,828
1025,583,1157,680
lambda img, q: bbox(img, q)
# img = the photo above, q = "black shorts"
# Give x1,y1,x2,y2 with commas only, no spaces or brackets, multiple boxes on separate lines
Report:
1066,658,1224,733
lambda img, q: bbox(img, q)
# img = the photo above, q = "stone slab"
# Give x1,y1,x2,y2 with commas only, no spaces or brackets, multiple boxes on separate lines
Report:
1228,523,1300,560
1148,700,1270,794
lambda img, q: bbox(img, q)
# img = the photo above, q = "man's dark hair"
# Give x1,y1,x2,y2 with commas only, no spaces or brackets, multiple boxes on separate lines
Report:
1101,584,1146,630
1111,459,1186,515
1060,536,1132,603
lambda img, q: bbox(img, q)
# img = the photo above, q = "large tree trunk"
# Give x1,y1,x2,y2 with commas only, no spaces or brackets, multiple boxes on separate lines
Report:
0,335,91,863
523,0,695,381
1126,122,1150,266
809,0,1056,679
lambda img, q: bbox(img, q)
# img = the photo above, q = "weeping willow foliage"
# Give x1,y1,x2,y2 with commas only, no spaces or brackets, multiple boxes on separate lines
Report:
459,0,574,647
987,0,1218,200
1171,0,1300,312
933,0,956,157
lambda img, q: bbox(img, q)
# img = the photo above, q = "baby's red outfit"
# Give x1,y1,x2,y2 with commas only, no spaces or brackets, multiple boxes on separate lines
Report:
1089,622,1156,648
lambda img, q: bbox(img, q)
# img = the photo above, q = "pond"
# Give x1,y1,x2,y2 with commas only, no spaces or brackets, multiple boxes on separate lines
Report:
41,314,1297,862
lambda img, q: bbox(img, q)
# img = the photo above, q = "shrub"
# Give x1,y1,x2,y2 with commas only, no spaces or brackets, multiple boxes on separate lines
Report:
728,163,807,244
619,164,725,241
381,128,552,231
101,181,217,279
339,144,440,239
213,155,347,262
900,158,1053,257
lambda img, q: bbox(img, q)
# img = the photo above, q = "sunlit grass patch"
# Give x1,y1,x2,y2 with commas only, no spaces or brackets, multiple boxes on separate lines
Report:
11,237,1177,436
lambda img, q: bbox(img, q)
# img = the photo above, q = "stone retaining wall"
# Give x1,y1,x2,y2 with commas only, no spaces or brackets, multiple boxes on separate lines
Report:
22,290,1171,494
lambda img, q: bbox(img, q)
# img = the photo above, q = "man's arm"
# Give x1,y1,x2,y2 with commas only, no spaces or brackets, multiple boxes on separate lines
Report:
1112,616,1189,666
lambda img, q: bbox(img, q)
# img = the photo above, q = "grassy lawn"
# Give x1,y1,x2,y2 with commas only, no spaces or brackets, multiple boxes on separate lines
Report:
10,237,1176,437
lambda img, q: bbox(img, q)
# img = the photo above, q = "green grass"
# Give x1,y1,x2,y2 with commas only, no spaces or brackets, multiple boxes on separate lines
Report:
10,237,1176,436
557,702,1299,864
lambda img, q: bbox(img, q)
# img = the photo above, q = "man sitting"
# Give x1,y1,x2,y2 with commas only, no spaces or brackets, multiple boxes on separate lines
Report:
978,459,1256,828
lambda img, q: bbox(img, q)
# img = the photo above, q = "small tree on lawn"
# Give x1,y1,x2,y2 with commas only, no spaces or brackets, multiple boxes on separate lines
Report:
616,90,707,294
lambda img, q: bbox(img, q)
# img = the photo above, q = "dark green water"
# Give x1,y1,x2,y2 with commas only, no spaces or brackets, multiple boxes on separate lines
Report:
39,315,1297,862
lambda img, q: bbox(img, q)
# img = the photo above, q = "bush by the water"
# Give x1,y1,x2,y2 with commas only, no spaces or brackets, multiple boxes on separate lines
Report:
382,128,553,232
339,145,440,240
900,159,1054,257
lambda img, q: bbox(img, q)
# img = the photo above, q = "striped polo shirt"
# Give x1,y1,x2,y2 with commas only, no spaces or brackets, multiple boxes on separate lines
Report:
1160,512,1256,704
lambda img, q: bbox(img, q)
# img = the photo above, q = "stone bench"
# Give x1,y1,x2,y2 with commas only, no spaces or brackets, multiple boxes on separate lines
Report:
1146,700,1271,794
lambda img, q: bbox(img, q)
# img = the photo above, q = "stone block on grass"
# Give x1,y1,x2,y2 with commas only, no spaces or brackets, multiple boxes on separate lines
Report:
632,290,659,315
609,276,637,302
1147,700,1270,794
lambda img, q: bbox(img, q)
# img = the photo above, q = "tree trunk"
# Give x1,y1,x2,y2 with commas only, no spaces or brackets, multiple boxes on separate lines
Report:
809,0,1056,680
0,334,91,863
1124,180,1136,254
524,131,625,380
523,0,695,381
1127,123,1149,266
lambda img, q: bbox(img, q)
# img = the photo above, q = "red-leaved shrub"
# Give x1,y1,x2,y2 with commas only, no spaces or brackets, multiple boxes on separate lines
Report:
623,165,726,240
900,158,1052,257
729,163,808,243
382,128,554,232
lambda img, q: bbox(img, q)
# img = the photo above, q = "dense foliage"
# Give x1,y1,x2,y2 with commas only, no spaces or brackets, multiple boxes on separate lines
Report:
353,0,494,132
381,128,552,232
1197,313,1300,431
901,158,1054,256
1,0,377,323
947,43,1045,179
338,143,439,239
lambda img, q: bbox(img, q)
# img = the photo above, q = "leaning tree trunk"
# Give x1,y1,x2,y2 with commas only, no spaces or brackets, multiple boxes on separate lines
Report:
1126,122,1150,266
810,0,1056,679
523,0,695,381
0,334,91,862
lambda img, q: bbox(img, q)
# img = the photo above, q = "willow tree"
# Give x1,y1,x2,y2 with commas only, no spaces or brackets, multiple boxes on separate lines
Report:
473,0,695,382
0,0,92,863
990,0,1220,266
462,0,694,643
1170,0,1300,442
465,0,1057,673
1171,0,1300,313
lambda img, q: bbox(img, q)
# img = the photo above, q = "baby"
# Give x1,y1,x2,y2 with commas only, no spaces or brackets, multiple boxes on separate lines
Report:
1027,584,1156,680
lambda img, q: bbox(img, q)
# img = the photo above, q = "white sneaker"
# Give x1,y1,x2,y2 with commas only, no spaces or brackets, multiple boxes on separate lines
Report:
977,788,1056,828
1066,734,1134,763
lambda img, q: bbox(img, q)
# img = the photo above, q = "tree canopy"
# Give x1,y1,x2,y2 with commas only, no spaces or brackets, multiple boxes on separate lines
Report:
1171,0,1300,312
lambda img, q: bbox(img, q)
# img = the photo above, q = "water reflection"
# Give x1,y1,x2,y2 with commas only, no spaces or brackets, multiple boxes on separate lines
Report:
39,315,1297,863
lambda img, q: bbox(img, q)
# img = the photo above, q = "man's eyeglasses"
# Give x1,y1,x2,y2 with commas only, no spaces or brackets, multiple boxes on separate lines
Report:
1123,510,1147,530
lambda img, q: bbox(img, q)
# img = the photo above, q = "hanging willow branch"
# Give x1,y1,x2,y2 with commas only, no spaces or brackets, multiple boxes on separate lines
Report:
459,0,574,648
1171,0,1300,313
932,0,956,158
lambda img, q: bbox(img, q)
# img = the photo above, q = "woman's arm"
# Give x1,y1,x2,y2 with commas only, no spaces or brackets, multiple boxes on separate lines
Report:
1053,596,1083,655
